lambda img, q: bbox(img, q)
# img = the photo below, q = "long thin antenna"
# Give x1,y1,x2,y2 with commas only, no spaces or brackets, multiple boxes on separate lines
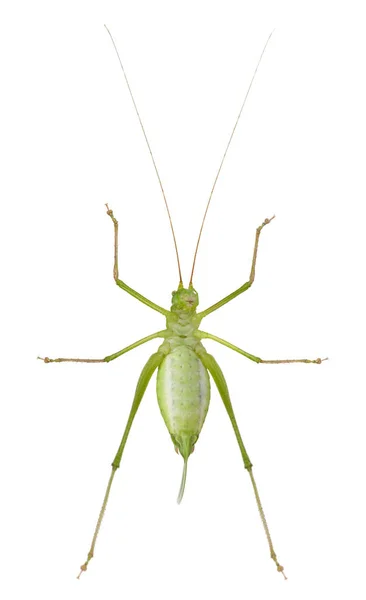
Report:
189,31,274,286
104,25,183,285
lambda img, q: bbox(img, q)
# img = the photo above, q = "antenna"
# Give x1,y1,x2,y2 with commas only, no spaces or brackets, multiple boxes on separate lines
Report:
189,31,274,286
104,25,183,285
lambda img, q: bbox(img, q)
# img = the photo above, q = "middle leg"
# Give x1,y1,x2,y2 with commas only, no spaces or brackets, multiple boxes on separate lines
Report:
38,330,167,364
196,331,327,364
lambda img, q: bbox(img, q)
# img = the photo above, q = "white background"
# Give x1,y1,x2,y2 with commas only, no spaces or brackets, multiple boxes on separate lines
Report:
1,1,365,599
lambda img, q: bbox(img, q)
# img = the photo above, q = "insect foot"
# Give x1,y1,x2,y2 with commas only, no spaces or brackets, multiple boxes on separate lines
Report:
257,214,275,233
263,215,275,226
77,551,93,579
277,564,287,580
105,202,113,216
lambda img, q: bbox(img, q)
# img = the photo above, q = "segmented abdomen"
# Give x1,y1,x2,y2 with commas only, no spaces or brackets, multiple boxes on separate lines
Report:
156,345,210,439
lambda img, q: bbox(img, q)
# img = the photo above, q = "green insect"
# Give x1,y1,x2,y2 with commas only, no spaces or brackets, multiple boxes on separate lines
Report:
38,28,326,580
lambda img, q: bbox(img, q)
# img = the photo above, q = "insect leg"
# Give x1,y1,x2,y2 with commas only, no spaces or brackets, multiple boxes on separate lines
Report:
38,330,167,363
78,348,167,578
196,331,327,364
106,204,169,316
198,216,274,319
196,348,286,579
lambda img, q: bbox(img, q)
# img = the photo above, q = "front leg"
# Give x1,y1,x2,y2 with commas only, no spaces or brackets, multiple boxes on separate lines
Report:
106,204,169,316
198,216,275,319
196,331,327,365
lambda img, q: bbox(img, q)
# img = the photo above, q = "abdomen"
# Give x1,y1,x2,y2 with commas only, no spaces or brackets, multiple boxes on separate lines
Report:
156,345,210,453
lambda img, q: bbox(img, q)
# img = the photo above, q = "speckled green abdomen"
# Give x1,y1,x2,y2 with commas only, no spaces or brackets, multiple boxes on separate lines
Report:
156,345,210,458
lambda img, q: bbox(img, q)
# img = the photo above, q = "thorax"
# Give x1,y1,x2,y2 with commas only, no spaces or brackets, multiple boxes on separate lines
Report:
164,309,202,351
